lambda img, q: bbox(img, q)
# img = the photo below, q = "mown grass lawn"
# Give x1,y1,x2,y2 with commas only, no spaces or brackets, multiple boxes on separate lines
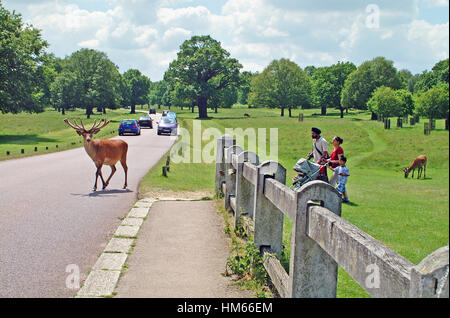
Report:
0,106,149,160
140,106,449,298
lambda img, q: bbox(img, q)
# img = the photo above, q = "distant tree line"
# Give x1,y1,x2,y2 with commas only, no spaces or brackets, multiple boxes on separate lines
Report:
1,2,448,123
1,2,150,118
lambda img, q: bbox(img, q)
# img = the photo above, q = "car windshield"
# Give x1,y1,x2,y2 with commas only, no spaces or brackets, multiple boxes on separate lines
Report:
121,120,136,125
140,117,150,120
161,118,176,124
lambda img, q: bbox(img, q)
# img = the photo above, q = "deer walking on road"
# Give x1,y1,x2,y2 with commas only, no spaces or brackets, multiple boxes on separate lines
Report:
64,118,128,191
403,155,427,179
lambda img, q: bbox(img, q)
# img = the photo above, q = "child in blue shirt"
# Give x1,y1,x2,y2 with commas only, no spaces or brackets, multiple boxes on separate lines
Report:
328,156,350,203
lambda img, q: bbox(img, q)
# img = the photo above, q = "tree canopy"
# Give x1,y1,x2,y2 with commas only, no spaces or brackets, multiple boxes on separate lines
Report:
311,61,356,117
341,57,402,112
122,69,151,114
0,3,48,113
165,35,242,119
248,58,311,116
415,82,449,121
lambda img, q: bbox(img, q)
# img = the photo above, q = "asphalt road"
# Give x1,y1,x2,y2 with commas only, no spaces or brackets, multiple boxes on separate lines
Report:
0,114,176,297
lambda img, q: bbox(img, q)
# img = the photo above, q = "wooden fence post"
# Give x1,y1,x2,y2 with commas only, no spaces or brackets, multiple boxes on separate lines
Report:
410,246,449,298
253,161,286,255
234,151,259,228
215,135,235,195
224,145,243,211
289,181,342,298
410,117,415,126
424,122,431,135
298,113,304,122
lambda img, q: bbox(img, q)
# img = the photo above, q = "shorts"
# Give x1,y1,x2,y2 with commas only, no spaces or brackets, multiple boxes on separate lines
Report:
336,183,346,194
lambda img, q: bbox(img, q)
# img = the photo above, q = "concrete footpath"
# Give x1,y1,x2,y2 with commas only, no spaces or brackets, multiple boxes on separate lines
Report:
113,200,254,298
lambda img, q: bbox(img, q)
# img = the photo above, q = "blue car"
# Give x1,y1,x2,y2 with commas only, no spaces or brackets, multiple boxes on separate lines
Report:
119,119,141,136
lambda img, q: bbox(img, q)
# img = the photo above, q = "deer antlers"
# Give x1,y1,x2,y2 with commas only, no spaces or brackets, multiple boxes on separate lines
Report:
64,118,110,134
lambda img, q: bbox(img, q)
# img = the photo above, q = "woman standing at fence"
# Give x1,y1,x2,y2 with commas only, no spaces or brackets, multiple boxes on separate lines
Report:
327,136,344,187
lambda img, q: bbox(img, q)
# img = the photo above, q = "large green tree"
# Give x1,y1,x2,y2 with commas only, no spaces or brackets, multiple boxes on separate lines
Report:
64,49,122,118
415,82,449,122
165,35,242,119
341,57,402,118
414,59,449,94
311,61,356,117
0,2,48,113
50,70,79,115
237,71,254,105
367,86,403,119
248,58,311,117
122,69,151,114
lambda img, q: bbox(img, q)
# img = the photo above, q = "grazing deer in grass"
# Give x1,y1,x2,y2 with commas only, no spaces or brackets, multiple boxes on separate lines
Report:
403,155,427,179
64,118,128,191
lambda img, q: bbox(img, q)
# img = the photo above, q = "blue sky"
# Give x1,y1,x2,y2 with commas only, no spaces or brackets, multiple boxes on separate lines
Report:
3,0,449,81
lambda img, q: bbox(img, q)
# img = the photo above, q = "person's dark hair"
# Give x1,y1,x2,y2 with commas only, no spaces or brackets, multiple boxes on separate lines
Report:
334,136,344,144
340,155,347,163
311,127,321,135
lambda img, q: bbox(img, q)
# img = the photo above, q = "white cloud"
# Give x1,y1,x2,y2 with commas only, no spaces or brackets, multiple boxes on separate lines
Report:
422,0,449,7
2,0,448,80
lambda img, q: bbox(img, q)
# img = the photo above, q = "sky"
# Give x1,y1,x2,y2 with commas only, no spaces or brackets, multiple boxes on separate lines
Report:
3,0,449,81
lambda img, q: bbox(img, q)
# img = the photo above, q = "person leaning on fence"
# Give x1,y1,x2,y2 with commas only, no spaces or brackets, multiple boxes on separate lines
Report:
327,136,344,187
307,127,329,182
328,155,350,203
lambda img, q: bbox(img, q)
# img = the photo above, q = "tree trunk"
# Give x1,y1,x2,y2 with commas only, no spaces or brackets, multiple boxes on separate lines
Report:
103,107,106,114
346,108,348,114
61,108,65,115
215,105,218,114
289,107,292,117
340,108,344,119
281,107,284,117
371,112,377,120
321,106,326,116
198,96,208,119
130,103,136,114
86,106,93,119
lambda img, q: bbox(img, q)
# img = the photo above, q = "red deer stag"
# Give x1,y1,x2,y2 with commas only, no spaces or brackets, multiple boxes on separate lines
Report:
403,155,427,179
64,118,128,191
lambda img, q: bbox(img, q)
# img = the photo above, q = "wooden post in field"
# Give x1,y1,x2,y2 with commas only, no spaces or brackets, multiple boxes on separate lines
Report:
34,147,38,152
397,118,403,128
21,149,24,154
298,113,304,122
424,122,431,135
430,119,436,130
6,151,10,156
445,118,449,131
410,117,415,126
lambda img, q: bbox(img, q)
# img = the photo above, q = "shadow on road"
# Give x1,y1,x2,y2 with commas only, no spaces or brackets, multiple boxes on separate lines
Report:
70,188,133,198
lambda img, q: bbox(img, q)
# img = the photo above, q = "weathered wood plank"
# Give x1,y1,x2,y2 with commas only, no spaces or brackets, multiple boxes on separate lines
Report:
307,205,414,298
242,162,257,185
263,178,297,221
230,196,236,213
262,248,289,298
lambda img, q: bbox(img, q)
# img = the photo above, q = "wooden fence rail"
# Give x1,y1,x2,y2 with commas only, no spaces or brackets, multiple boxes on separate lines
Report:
215,135,449,298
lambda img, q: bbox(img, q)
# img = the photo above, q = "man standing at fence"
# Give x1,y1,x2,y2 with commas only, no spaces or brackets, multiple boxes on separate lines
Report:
308,127,329,182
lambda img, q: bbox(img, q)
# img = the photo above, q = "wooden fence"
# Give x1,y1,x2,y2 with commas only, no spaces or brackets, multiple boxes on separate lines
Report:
215,135,449,298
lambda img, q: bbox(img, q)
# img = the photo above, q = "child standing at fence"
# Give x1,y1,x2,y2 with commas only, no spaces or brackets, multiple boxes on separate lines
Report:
328,156,350,203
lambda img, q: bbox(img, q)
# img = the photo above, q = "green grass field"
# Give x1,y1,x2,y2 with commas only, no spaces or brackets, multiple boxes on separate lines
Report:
139,106,449,298
1,106,448,297
0,107,149,160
